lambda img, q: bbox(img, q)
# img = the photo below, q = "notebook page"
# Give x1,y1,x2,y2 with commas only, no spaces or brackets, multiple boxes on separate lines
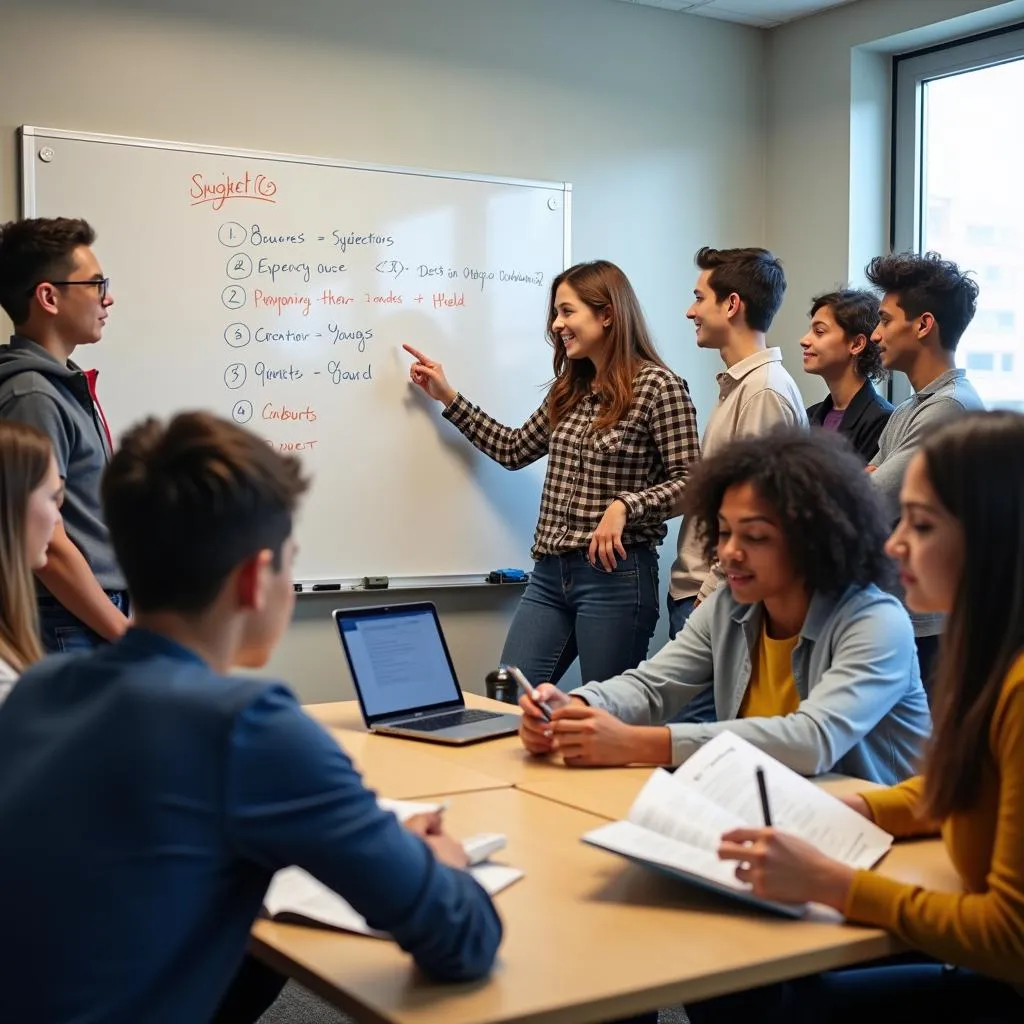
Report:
585,819,744,890
378,798,444,820
673,732,892,869
265,862,523,938
627,769,746,852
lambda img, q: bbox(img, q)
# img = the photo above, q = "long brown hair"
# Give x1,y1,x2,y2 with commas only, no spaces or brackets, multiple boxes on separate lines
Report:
920,411,1024,818
546,260,666,432
0,420,52,671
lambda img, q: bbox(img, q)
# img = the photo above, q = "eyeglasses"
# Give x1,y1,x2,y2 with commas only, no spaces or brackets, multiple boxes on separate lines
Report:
27,277,111,301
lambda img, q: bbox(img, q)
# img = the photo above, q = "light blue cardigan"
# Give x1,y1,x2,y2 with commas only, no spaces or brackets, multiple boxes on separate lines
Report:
572,583,930,784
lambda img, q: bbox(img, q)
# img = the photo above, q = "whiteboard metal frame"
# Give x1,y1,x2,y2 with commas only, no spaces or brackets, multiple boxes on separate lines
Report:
20,125,572,215
19,125,571,590
294,574,529,595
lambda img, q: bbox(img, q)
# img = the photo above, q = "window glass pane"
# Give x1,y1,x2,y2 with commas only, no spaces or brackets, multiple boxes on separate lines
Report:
922,59,1024,411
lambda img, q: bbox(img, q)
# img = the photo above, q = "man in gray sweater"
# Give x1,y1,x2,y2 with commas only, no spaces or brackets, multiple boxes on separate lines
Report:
865,251,983,694
0,218,129,652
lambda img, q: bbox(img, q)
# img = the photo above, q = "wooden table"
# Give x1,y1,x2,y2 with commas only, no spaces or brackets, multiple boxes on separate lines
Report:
518,768,905,824
330,727,510,800
306,694,570,788
517,764,661,821
261,699,961,1023
254,786,953,1024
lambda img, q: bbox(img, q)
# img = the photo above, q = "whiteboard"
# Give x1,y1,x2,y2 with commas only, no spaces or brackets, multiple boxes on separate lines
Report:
21,127,570,588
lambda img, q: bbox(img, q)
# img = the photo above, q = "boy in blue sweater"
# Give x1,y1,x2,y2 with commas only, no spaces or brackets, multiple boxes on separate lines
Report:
0,411,502,1023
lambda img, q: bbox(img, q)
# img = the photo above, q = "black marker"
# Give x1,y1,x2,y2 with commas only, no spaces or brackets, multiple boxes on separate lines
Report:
756,766,773,827
311,583,341,592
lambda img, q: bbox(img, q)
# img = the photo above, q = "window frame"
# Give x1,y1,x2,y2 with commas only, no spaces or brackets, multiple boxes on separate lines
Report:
890,24,1024,404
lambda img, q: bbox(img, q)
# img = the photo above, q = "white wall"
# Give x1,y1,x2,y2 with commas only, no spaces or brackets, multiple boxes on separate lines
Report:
0,0,766,701
767,0,1024,406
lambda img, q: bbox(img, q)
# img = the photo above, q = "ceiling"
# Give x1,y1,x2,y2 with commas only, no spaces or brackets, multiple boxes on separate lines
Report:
614,0,859,29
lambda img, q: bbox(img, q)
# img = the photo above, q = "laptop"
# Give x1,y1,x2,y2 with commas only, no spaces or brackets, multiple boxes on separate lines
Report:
333,602,521,744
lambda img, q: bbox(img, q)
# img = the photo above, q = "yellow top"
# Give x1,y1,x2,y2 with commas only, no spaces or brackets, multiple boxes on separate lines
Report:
847,652,1024,986
738,623,800,719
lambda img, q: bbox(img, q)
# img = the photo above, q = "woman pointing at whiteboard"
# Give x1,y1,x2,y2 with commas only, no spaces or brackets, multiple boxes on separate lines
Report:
404,259,699,690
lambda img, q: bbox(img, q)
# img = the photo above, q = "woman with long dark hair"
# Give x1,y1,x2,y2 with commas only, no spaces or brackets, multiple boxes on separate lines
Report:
405,260,699,686
694,410,1024,1022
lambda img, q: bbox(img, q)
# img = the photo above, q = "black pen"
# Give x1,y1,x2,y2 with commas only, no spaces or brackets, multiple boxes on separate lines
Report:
756,766,773,827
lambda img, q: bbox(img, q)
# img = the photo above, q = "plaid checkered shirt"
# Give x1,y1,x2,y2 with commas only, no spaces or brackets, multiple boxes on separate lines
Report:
443,362,700,560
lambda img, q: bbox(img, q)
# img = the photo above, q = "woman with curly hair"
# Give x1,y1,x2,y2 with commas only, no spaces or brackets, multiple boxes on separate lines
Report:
801,288,893,462
517,427,930,784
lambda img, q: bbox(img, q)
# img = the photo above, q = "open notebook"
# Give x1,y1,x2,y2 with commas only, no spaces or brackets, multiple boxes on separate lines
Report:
583,731,893,918
264,799,523,937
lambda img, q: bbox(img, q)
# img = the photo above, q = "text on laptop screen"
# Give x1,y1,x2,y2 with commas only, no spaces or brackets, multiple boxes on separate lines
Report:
339,608,460,718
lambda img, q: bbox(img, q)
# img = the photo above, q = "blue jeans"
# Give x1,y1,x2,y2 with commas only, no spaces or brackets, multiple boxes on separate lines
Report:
666,593,717,725
686,961,1020,1024
500,546,659,687
38,592,130,654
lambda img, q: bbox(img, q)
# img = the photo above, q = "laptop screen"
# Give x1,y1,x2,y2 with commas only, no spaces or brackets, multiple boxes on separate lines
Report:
336,606,461,719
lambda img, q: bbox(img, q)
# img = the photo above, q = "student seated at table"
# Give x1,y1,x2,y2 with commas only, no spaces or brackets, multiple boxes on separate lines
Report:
0,419,64,700
0,411,502,1024
518,428,930,784
691,411,1024,1023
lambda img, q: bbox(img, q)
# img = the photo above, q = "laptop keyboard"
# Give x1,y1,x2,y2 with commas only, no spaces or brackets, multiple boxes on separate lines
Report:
403,709,504,732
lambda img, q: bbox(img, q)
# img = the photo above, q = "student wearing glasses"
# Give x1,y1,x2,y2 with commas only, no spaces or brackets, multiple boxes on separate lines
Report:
0,217,128,652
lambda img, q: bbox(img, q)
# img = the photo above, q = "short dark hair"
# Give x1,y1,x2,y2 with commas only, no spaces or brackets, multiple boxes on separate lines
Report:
0,217,97,325
684,427,893,596
695,246,786,333
809,288,886,383
102,412,309,614
865,251,979,352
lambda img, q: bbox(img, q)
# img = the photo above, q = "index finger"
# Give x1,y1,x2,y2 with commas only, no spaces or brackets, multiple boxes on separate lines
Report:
518,693,547,720
720,827,770,845
717,840,762,863
551,703,597,722
402,343,432,364
404,811,443,836
533,683,564,703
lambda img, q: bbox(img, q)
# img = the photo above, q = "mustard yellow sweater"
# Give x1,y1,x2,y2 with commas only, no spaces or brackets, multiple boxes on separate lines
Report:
845,653,1024,986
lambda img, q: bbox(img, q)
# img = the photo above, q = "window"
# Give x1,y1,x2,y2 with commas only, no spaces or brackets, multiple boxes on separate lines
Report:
893,26,1024,410
966,224,997,245
974,309,1017,332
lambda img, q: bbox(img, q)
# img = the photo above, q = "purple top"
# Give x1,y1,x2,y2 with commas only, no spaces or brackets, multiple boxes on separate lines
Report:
822,407,845,432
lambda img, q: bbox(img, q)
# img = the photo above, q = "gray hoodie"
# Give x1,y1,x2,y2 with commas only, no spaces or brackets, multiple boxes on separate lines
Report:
0,336,125,591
